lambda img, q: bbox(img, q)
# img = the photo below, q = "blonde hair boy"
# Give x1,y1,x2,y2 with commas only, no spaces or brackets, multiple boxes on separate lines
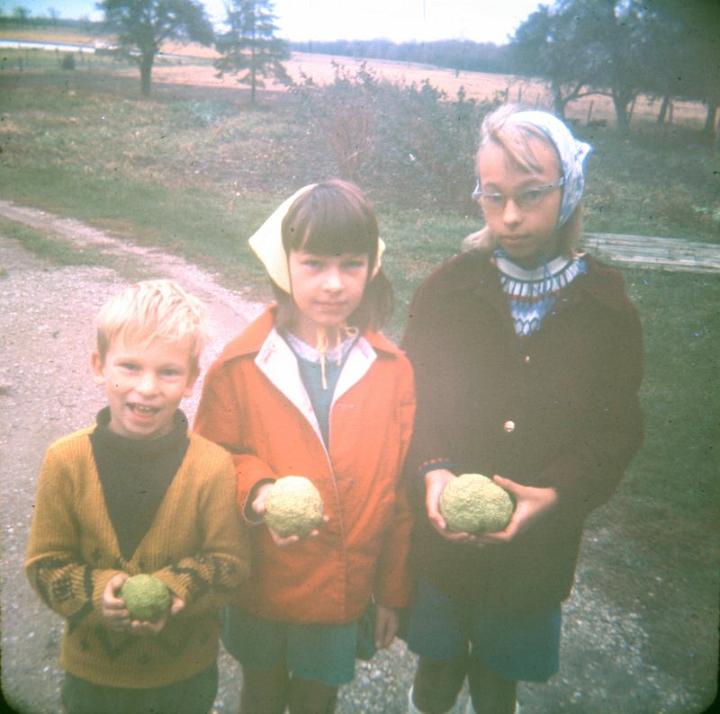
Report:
95,279,207,376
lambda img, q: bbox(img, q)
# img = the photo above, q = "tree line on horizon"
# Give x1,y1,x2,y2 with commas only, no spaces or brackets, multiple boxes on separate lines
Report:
289,38,512,76
2,0,718,140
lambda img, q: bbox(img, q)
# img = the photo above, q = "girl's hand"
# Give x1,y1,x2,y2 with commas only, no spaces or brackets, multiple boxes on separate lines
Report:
374,605,398,649
250,482,274,519
101,572,131,631
425,469,473,542
252,482,329,547
473,475,558,545
128,594,185,636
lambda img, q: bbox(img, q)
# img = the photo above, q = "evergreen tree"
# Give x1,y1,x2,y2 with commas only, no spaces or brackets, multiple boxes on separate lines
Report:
215,0,291,105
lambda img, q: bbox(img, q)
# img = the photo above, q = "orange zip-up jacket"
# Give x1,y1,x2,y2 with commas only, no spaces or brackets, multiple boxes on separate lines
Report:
194,308,416,624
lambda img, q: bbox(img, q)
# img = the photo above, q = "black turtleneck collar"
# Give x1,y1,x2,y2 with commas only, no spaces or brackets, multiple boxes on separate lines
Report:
90,408,190,562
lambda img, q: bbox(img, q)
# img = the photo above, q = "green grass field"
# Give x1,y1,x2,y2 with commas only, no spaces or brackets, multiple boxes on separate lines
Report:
1,62,718,522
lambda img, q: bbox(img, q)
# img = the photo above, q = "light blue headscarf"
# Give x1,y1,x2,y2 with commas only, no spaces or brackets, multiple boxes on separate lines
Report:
504,110,592,227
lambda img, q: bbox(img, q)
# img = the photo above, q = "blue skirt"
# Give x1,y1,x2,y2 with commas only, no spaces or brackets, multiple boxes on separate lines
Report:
222,605,376,687
405,579,561,682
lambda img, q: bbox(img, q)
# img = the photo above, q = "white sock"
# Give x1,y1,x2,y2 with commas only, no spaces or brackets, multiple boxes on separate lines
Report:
407,686,421,714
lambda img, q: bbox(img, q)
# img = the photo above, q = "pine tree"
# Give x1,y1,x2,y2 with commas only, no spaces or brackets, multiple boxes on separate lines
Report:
215,0,291,105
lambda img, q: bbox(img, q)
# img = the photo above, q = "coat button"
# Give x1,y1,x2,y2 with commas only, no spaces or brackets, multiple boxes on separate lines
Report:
503,420,516,433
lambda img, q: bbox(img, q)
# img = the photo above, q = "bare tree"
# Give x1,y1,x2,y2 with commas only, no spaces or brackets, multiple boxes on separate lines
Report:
511,0,650,131
98,0,214,96
510,3,598,118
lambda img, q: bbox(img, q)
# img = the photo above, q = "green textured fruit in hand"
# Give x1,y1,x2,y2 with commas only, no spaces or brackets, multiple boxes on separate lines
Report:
265,475,324,538
439,473,514,534
120,574,171,622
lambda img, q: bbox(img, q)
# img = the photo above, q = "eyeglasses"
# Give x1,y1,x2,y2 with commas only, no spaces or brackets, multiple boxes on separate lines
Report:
472,177,565,211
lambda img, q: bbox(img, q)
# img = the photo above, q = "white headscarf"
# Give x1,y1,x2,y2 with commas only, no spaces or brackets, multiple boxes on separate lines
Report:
505,111,592,227
248,184,385,293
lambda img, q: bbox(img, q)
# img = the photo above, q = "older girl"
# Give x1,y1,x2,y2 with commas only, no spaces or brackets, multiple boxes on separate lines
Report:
403,106,643,714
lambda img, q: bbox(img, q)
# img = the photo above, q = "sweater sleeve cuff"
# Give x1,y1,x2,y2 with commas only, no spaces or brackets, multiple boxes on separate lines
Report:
418,458,455,478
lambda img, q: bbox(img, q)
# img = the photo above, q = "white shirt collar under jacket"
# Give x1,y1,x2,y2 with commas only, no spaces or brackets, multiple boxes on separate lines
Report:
254,327,376,447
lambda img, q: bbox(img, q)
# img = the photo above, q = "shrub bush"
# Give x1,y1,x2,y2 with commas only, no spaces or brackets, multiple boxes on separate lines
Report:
60,52,75,70
289,63,499,209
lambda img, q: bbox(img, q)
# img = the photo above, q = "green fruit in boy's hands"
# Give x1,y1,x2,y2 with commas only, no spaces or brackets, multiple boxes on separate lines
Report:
120,574,171,622
265,476,324,538
439,473,514,534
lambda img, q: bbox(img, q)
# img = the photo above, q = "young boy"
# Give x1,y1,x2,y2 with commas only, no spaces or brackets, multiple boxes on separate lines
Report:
25,279,250,714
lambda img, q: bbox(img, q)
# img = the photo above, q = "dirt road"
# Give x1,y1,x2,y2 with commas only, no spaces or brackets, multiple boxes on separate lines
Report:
1,208,717,713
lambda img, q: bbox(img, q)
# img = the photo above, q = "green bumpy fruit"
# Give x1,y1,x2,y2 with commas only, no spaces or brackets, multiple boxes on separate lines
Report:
439,473,514,534
265,475,324,538
120,574,171,622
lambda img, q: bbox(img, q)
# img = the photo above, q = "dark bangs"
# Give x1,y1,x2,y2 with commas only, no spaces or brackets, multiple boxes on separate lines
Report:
275,179,392,332
281,180,379,266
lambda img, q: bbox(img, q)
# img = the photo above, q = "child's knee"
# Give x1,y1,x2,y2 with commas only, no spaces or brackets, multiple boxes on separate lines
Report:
412,656,467,713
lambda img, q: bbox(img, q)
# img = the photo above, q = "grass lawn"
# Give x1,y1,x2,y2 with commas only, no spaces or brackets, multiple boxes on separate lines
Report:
1,64,718,523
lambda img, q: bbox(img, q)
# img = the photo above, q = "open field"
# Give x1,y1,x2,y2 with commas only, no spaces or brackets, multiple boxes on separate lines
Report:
0,26,709,129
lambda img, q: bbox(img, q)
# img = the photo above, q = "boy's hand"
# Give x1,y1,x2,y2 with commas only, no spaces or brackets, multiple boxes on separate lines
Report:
103,574,184,635
425,469,473,542
374,605,398,649
472,475,558,545
252,482,329,547
101,573,131,631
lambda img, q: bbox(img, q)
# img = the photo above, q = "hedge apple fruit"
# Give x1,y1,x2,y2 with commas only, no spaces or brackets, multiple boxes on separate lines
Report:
439,473,514,534
265,475,324,538
120,574,171,622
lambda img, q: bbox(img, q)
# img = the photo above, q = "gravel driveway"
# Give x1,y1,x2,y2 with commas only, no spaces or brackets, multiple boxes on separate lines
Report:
1,215,717,714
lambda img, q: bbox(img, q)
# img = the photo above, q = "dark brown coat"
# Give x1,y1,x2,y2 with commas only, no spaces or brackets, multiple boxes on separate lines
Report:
402,250,643,610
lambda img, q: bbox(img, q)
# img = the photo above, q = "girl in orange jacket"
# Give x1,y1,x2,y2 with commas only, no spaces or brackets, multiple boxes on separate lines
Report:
195,180,415,714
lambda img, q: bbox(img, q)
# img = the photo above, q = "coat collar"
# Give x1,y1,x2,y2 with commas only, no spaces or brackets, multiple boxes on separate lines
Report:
436,249,632,313
216,306,404,366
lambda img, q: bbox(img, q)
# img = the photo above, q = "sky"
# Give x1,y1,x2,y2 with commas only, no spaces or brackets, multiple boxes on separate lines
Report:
11,0,546,44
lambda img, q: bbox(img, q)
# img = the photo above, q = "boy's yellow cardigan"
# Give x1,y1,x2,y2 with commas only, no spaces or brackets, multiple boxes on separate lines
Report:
26,426,250,689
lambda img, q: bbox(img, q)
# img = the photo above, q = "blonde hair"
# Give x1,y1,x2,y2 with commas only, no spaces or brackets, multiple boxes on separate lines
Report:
473,104,583,256
96,280,207,373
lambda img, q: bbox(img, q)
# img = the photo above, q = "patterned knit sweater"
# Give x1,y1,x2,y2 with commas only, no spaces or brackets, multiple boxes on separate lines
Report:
494,250,588,336
25,426,250,689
